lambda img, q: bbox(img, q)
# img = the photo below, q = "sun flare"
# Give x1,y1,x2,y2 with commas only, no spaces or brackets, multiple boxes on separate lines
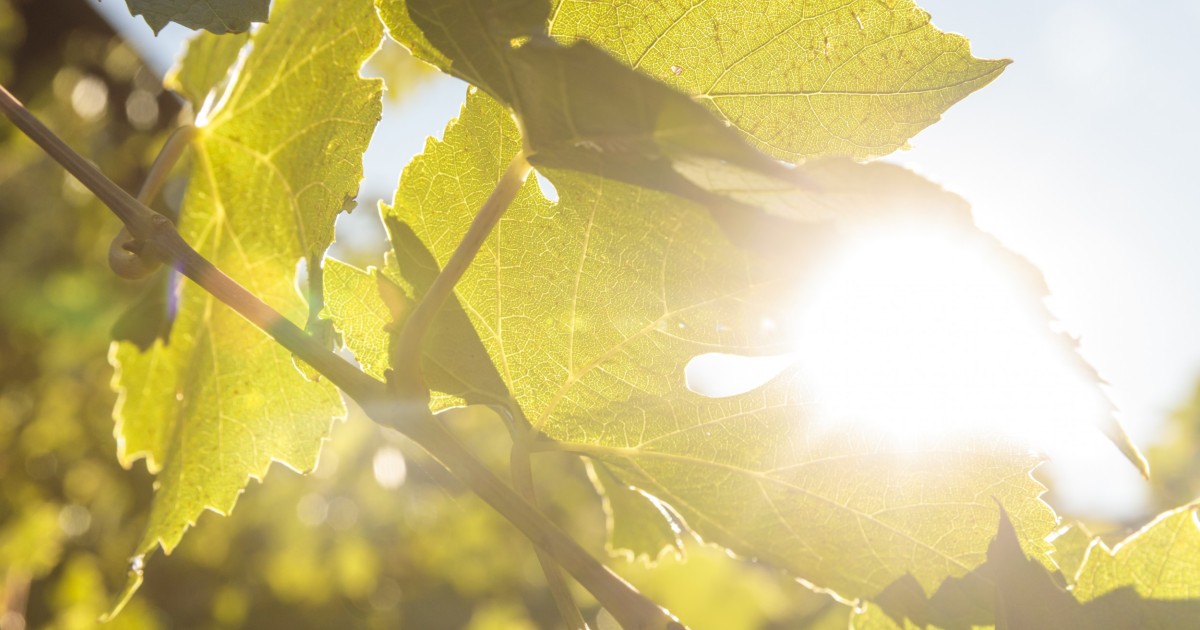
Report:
691,221,1113,456
791,223,1113,450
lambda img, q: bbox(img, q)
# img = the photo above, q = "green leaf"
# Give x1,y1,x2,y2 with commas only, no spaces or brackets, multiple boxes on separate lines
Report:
321,258,394,381
380,0,1152,475
164,30,251,113
587,460,684,564
1074,506,1200,609
375,89,1058,603
377,0,1005,199
376,0,807,214
124,0,270,35
110,0,382,571
1048,522,1094,585
547,0,1008,161
321,226,511,411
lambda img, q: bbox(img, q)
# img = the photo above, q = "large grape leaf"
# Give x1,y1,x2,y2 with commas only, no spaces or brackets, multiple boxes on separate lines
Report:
376,0,1005,195
356,89,1058,604
547,0,1007,161
124,0,270,34
374,0,1148,476
375,0,814,216
1073,506,1200,617
110,0,382,568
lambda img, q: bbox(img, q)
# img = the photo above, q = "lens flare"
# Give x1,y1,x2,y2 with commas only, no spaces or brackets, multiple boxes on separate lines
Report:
785,222,1110,452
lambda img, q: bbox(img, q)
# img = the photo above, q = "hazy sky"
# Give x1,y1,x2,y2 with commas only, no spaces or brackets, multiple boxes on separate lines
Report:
89,1,1200,521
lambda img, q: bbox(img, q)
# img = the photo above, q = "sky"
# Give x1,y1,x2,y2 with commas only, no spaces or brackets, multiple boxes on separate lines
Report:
88,1,1200,521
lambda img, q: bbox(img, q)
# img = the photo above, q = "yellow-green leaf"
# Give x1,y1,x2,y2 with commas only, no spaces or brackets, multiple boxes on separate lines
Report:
321,259,394,381
376,0,807,216
163,31,250,106
587,460,684,564
379,89,1057,603
110,0,382,570
1048,522,1094,585
1075,506,1200,606
548,0,1008,161
124,0,270,35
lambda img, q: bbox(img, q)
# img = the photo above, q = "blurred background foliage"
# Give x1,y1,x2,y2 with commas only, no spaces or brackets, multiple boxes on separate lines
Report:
0,1,855,628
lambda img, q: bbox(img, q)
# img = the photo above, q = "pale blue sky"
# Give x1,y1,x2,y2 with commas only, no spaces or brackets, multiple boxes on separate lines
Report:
90,1,1200,521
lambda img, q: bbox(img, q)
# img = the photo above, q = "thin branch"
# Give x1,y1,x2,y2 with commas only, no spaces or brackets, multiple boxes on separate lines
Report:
109,124,197,278
1,83,684,630
0,84,387,408
391,152,532,388
403,415,682,630
512,438,590,629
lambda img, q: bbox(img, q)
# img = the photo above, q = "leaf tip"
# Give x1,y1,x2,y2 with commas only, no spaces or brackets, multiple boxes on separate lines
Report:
100,554,146,623
1103,418,1150,479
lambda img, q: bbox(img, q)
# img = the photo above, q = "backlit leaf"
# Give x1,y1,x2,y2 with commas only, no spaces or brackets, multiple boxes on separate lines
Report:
1074,506,1200,611
548,0,1008,161
376,0,806,214
164,30,250,113
373,0,1148,477
110,0,382,572
587,460,684,564
124,0,270,35
373,89,1058,603
1048,522,1094,585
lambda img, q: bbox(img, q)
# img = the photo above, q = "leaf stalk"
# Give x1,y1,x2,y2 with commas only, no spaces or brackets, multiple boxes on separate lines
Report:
512,438,590,629
390,151,533,390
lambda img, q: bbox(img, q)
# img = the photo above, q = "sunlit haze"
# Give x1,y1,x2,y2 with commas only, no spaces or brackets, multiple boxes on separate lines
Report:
688,221,1120,462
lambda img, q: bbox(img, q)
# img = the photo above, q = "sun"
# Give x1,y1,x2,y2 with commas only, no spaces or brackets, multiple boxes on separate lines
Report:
786,221,1115,452
690,219,1115,457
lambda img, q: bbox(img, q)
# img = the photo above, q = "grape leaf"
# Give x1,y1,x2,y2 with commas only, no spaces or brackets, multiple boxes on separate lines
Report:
376,0,810,214
1048,522,1093,585
547,0,1008,161
321,258,394,381
852,507,1200,630
321,228,510,412
124,0,270,35
1074,506,1200,613
587,459,684,564
366,89,1058,603
377,0,1005,206
376,0,1148,484
110,0,382,577
164,30,250,108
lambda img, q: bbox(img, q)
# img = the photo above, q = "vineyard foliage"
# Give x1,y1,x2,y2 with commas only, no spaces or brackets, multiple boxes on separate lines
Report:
2,0,1199,628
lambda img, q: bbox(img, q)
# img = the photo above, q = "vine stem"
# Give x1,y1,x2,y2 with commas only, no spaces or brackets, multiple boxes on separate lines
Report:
0,84,682,630
402,414,681,630
512,438,590,629
0,84,385,406
390,152,532,389
108,124,196,278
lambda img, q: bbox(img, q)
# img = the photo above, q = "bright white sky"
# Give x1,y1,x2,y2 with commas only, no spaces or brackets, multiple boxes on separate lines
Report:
90,0,1200,522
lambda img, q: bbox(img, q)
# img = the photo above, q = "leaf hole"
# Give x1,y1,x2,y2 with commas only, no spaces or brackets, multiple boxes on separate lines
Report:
684,352,796,398
533,169,559,202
